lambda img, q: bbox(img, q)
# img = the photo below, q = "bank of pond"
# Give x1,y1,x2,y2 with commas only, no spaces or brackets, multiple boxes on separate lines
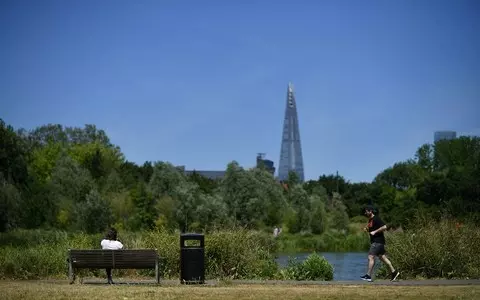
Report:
0,220,478,281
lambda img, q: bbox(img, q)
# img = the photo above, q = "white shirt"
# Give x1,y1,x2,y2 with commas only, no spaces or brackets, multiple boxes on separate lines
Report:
101,239,124,250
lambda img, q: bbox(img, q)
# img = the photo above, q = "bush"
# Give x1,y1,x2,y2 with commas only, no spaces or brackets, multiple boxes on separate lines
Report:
377,220,480,279
279,252,333,281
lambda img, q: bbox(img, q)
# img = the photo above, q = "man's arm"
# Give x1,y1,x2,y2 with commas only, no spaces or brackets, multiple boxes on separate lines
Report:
371,225,387,235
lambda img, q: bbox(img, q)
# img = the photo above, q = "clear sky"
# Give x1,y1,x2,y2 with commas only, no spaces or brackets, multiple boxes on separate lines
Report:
1,0,479,183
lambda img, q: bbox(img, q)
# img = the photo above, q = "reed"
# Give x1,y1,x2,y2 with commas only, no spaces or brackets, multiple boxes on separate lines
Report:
377,219,480,279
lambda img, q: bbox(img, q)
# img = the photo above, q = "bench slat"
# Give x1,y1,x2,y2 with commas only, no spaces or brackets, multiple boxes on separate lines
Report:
69,249,158,268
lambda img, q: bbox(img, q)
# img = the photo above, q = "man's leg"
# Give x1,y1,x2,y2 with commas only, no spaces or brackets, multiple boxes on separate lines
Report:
379,253,400,281
367,254,375,276
379,255,395,273
361,243,378,281
106,268,113,284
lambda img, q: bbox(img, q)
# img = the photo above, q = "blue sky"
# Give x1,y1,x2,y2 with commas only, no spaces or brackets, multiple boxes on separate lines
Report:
1,0,479,182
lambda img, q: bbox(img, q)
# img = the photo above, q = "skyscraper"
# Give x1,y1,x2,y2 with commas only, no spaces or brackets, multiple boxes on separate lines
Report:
434,131,457,142
278,83,305,182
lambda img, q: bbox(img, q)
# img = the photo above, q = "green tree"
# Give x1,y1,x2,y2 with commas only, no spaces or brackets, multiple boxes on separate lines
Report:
29,142,63,184
154,195,177,232
315,173,348,195
327,192,349,231
0,177,22,231
219,162,286,229
218,161,248,225
251,168,287,227
148,162,186,199
285,185,311,233
374,160,426,191
75,189,113,233
415,144,434,171
309,194,328,234
187,171,218,194
129,182,157,231
119,161,144,188
50,154,95,203
103,170,124,194
109,190,134,230
49,154,95,229
342,182,373,218
195,193,229,231
65,124,111,146
174,181,201,232
68,142,124,184
0,119,29,186
28,124,68,147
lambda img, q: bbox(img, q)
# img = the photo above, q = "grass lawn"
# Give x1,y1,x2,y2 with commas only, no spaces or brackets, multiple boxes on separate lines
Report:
1,280,477,300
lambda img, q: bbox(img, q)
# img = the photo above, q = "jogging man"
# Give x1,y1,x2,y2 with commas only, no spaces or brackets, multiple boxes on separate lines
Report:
360,205,400,282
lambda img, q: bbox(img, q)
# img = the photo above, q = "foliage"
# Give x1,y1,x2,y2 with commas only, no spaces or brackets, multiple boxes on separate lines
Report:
309,195,327,235
0,229,278,280
129,182,156,231
0,119,479,258
0,120,29,186
279,252,333,281
0,179,23,232
326,192,349,232
75,189,114,234
377,219,480,279
1,119,480,280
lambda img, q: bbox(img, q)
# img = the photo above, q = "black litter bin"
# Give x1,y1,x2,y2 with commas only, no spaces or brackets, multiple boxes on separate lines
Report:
180,233,205,284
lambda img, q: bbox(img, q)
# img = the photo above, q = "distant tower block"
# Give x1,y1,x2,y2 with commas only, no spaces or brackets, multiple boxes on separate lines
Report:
256,153,275,175
434,131,457,142
278,83,305,182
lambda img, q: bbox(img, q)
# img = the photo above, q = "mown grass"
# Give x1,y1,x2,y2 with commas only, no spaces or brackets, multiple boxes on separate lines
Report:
1,280,478,300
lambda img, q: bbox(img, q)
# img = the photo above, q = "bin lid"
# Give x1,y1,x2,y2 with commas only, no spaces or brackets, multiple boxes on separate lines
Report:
180,233,204,237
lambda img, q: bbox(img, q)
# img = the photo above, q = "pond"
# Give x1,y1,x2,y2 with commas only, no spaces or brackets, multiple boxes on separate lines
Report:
276,252,382,281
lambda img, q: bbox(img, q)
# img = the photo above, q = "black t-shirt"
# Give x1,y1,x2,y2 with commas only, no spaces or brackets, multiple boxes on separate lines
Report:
367,215,386,244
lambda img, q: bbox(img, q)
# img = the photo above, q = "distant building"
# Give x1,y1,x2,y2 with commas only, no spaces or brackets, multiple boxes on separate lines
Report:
278,82,305,182
177,165,226,180
256,153,275,175
434,131,457,142
184,170,226,180
178,154,275,180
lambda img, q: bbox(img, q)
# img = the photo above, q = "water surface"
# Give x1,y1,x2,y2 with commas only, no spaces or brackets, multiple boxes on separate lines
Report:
276,252,382,281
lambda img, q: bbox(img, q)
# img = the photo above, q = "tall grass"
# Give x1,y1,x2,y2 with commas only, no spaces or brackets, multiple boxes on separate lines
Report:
0,228,332,280
377,220,480,279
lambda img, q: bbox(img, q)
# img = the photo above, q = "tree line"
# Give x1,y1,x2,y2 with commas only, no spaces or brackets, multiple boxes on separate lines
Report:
1,119,479,233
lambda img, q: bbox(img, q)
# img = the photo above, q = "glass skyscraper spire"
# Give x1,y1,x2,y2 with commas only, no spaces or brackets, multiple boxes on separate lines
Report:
278,83,305,182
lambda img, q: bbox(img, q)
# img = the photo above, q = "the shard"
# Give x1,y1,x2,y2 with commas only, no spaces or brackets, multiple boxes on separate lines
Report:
278,83,305,182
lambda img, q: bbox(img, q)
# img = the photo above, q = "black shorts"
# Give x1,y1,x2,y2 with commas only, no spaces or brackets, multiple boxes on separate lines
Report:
368,242,386,256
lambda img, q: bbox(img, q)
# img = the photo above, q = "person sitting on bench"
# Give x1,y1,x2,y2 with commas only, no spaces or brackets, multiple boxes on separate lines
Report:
100,227,124,284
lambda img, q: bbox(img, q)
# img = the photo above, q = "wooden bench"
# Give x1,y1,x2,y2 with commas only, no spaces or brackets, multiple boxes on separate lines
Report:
67,249,161,284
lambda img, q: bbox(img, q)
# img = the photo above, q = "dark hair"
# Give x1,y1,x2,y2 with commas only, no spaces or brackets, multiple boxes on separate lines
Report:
105,227,118,240
364,205,376,213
